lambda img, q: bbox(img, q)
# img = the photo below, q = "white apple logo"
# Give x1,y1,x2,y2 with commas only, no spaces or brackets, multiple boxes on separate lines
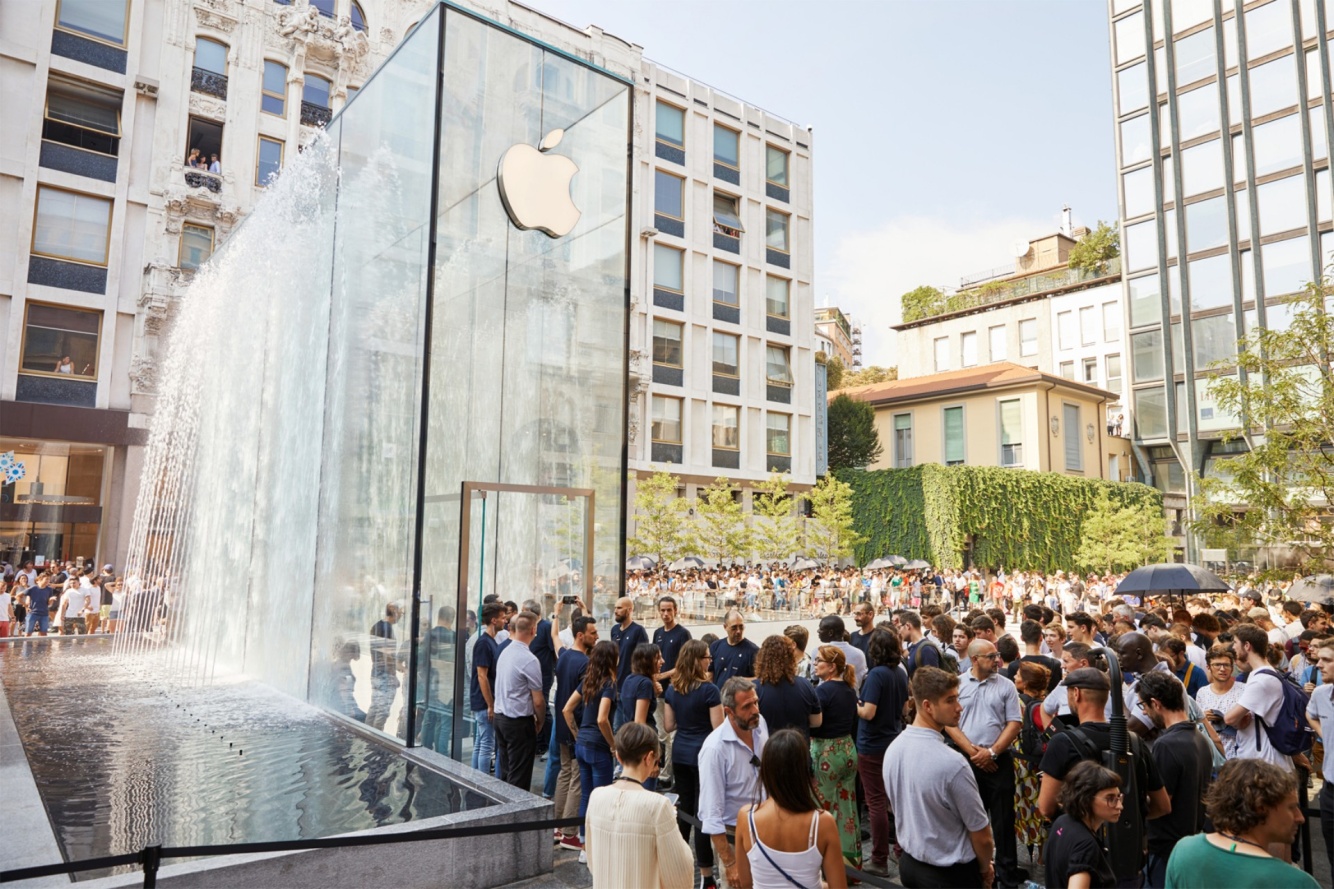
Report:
497,129,580,238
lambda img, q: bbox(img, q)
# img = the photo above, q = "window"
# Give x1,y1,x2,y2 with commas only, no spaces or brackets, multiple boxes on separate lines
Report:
656,101,685,148
1083,357,1098,383
1107,354,1123,395
655,170,683,219
960,331,978,367
20,302,100,379
33,186,112,266
311,0,334,17
712,261,738,306
179,223,214,270
1128,274,1161,328
194,38,227,75
186,117,223,173
1118,62,1148,115
765,209,789,252
1257,174,1308,236
766,345,793,387
43,76,121,155
651,396,682,443
943,406,965,465
766,145,789,186
350,1,367,31
712,404,739,450
262,61,287,116
1019,319,1038,356
1248,55,1298,119
766,276,789,318
989,325,1006,362
1246,0,1293,59
1102,301,1120,343
713,194,744,236
766,413,791,456
303,73,330,108
1174,27,1216,87
934,336,949,372
1079,305,1097,345
1060,361,1075,379
893,414,913,467
1057,311,1074,350
713,332,739,376
1063,403,1082,471
653,243,683,292
56,0,128,45
999,399,1022,467
653,319,683,367
714,125,739,168
256,137,283,186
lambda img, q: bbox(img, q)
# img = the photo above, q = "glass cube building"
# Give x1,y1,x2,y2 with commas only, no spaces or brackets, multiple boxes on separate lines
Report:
129,1,633,765
1109,0,1334,554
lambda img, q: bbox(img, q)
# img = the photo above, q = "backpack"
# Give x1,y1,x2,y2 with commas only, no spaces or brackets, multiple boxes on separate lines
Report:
914,638,959,675
1017,694,1066,764
1251,667,1315,756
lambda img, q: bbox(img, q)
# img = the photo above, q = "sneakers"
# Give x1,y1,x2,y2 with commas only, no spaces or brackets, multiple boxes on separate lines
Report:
699,877,717,889
860,861,890,877
558,835,584,852
552,829,562,845
577,849,587,865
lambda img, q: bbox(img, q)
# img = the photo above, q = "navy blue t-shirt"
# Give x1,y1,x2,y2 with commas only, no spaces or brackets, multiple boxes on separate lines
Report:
653,623,692,673
756,677,822,738
905,638,941,678
529,618,557,695
577,681,617,751
611,621,648,688
710,637,759,687
24,586,55,616
469,632,499,713
811,679,858,740
849,630,873,658
858,664,909,754
553,648,589,746
664,681,722,764
618,673,657,730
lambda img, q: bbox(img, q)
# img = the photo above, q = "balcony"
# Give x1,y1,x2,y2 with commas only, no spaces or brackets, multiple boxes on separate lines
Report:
191,67,227,100
910,256,1124,324
301,101,332,128
184,169,222,193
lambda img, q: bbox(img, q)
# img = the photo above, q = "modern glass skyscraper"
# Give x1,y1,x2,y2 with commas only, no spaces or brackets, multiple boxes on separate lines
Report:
1109,0,1334,557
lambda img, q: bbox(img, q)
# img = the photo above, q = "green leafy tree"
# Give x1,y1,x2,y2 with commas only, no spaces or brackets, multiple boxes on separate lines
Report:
752,473,805,563
840,365,898,389
1125,499,1176,567
627,469,694,565
900,285,948,323
824,354,845,390
1067,221,1121,276
827,393,883,471
694,477,752,563
1192,279,1334,573
1075,490,1173,572
805,474,866,564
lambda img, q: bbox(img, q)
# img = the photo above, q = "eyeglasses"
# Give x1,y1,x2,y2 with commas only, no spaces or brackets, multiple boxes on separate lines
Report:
1209,663,1232,669
1098,793,1125,807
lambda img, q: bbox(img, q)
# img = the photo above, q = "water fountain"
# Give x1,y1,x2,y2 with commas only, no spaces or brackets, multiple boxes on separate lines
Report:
4,3,632,885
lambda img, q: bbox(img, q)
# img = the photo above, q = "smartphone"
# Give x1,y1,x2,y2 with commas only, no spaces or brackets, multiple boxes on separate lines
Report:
561,595,579,605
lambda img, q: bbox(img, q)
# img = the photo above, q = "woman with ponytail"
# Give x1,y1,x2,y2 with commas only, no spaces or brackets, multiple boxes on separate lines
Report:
810,643,862,870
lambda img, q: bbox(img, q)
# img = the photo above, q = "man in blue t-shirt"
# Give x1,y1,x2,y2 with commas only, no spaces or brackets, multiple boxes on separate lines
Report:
24,575,55,636
552,615,596,850
469,602,506,777
610,596,647,729
710,610,759,687
652,596,692,786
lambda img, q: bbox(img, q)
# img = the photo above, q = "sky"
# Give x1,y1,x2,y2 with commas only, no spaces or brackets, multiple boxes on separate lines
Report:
528,0,1119,366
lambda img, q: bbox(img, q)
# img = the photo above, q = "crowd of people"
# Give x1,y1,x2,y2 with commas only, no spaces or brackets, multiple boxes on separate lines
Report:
0,560,140,637
478,577,1330,889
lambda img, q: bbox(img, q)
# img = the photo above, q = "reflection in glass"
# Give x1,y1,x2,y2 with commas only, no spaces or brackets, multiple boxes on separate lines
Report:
1191,313,1237,368
1265,298,1297,332
1174,28,1217,86
1226,74,1240,127
1123,166,1155,219
1132,329,1164,381
1116,12,1145,64
1121,114,1152,166
1172,321,1185,375
1262,235,1312,296
1312,106,1327,162
1119,62,1149,115
1196,377,1239,433
1125,219,1159,272
1181,139,1223,196
1251,114,1303,175
1176,83,1220,141
1248,55,1298,118
1245,1,1294,60
1128,274,1161,328
1257,174,1309,236
1185,195,1227,252
1136,387,1169,439
1189,253,1232,311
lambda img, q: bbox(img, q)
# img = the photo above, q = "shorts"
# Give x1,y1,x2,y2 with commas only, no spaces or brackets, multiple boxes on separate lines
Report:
25,614,50,634
100,605,111,620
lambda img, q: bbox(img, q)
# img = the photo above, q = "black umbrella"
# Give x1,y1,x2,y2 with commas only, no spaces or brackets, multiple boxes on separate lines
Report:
904,559,931,571
1115,563,1230,599
625,556,656,571
791,557,821,571
668,556,706,571
1287,575,1334,605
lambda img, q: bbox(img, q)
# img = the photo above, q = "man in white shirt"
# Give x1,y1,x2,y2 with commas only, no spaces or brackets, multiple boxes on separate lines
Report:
1281,601,1306,642
698,677,768,889
1226,623,1294,771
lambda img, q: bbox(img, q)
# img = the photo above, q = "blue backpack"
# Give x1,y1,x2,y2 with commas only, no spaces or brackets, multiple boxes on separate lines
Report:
1252,667,1315,756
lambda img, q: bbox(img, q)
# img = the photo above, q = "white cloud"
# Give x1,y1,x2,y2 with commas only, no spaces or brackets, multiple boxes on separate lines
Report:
822,213,1065,368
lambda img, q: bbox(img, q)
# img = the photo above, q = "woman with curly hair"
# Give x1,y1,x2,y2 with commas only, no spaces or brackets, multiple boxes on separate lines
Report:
810,644,861,869
1164,758,1319,888
754,634,821,738
1043,760,1120,888
663,640,723,885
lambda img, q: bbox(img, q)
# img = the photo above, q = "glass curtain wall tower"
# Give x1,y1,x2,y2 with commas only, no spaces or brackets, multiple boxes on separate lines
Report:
1109,0,1334,558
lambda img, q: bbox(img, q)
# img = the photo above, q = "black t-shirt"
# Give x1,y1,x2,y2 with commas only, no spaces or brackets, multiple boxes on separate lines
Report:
811,679,858,740
611,621,648,688
710,637,759,687
1147,721,1213,855
756,677,821,738
1004,654,1064,693
858,665,909,754
653,623,692,673
849,630,872,657
553,649,589,746
1045,814,1116,889
618,673,657,730
905,638,940,678
1039,721,1164,824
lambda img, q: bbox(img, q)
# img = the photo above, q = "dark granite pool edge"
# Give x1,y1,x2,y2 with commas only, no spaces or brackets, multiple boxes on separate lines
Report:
0,679,73,886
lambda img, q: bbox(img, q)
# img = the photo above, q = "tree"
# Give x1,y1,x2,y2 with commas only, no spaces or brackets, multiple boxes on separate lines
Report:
827,393,883,471
626,469,694,565
900,285,948,323
805,474,866,564
752,472,805,563
694,477,751,563
1191,279,1334,573
1067,221,1121,276
1075,490,1173,573
839,365,898,389
824,354,845,390
1124,499,1176,567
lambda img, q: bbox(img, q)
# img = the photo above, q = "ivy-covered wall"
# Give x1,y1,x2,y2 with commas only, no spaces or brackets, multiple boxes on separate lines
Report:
836,465,1163,572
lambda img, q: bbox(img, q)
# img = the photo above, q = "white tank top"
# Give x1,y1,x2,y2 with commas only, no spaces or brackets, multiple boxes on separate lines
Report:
746,808,822,889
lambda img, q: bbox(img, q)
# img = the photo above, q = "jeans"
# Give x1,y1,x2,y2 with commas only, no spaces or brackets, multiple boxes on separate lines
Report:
575,741,615,839
542,719,560,798
25,613,50,635
472,709,498,777
857,750,894,867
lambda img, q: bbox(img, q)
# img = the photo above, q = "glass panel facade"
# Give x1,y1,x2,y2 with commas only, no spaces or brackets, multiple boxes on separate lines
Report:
1185,195,1228,252
1176,83,1220,141
1262,235,1312,296
1135,387,1168,438
1125,219,1159,271
1123,165,1155,218
1180,139,1223,196
1252,113,1303,175
1188,253,1233,311
1246,1,1294,60
1118,62,1149,115
1121,114,1152,166
1132,329,1165,381
1174,27,1216,86
1128,273,1161,327
1115,12,1145,64
1248,55,1298,118
1257,174,1309,236
1192,312,1237,368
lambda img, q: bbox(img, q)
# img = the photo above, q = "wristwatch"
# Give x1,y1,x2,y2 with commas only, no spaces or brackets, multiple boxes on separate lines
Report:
987,747,997,759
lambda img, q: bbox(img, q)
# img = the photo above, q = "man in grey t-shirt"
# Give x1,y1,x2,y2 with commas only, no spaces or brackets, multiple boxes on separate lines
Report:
884,666,995,889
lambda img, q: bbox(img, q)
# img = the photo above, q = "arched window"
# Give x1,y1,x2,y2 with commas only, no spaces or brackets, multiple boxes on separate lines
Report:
194,37,227,75
310,0,334,17
350,2,366,31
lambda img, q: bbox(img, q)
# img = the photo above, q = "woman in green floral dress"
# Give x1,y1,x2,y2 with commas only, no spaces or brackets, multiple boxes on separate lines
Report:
810,644,862,868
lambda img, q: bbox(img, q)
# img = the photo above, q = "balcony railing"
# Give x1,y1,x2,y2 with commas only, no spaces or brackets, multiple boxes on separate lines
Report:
300,101,331,128
191,67,227,100
913,256,1124,324
184,169,222,193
